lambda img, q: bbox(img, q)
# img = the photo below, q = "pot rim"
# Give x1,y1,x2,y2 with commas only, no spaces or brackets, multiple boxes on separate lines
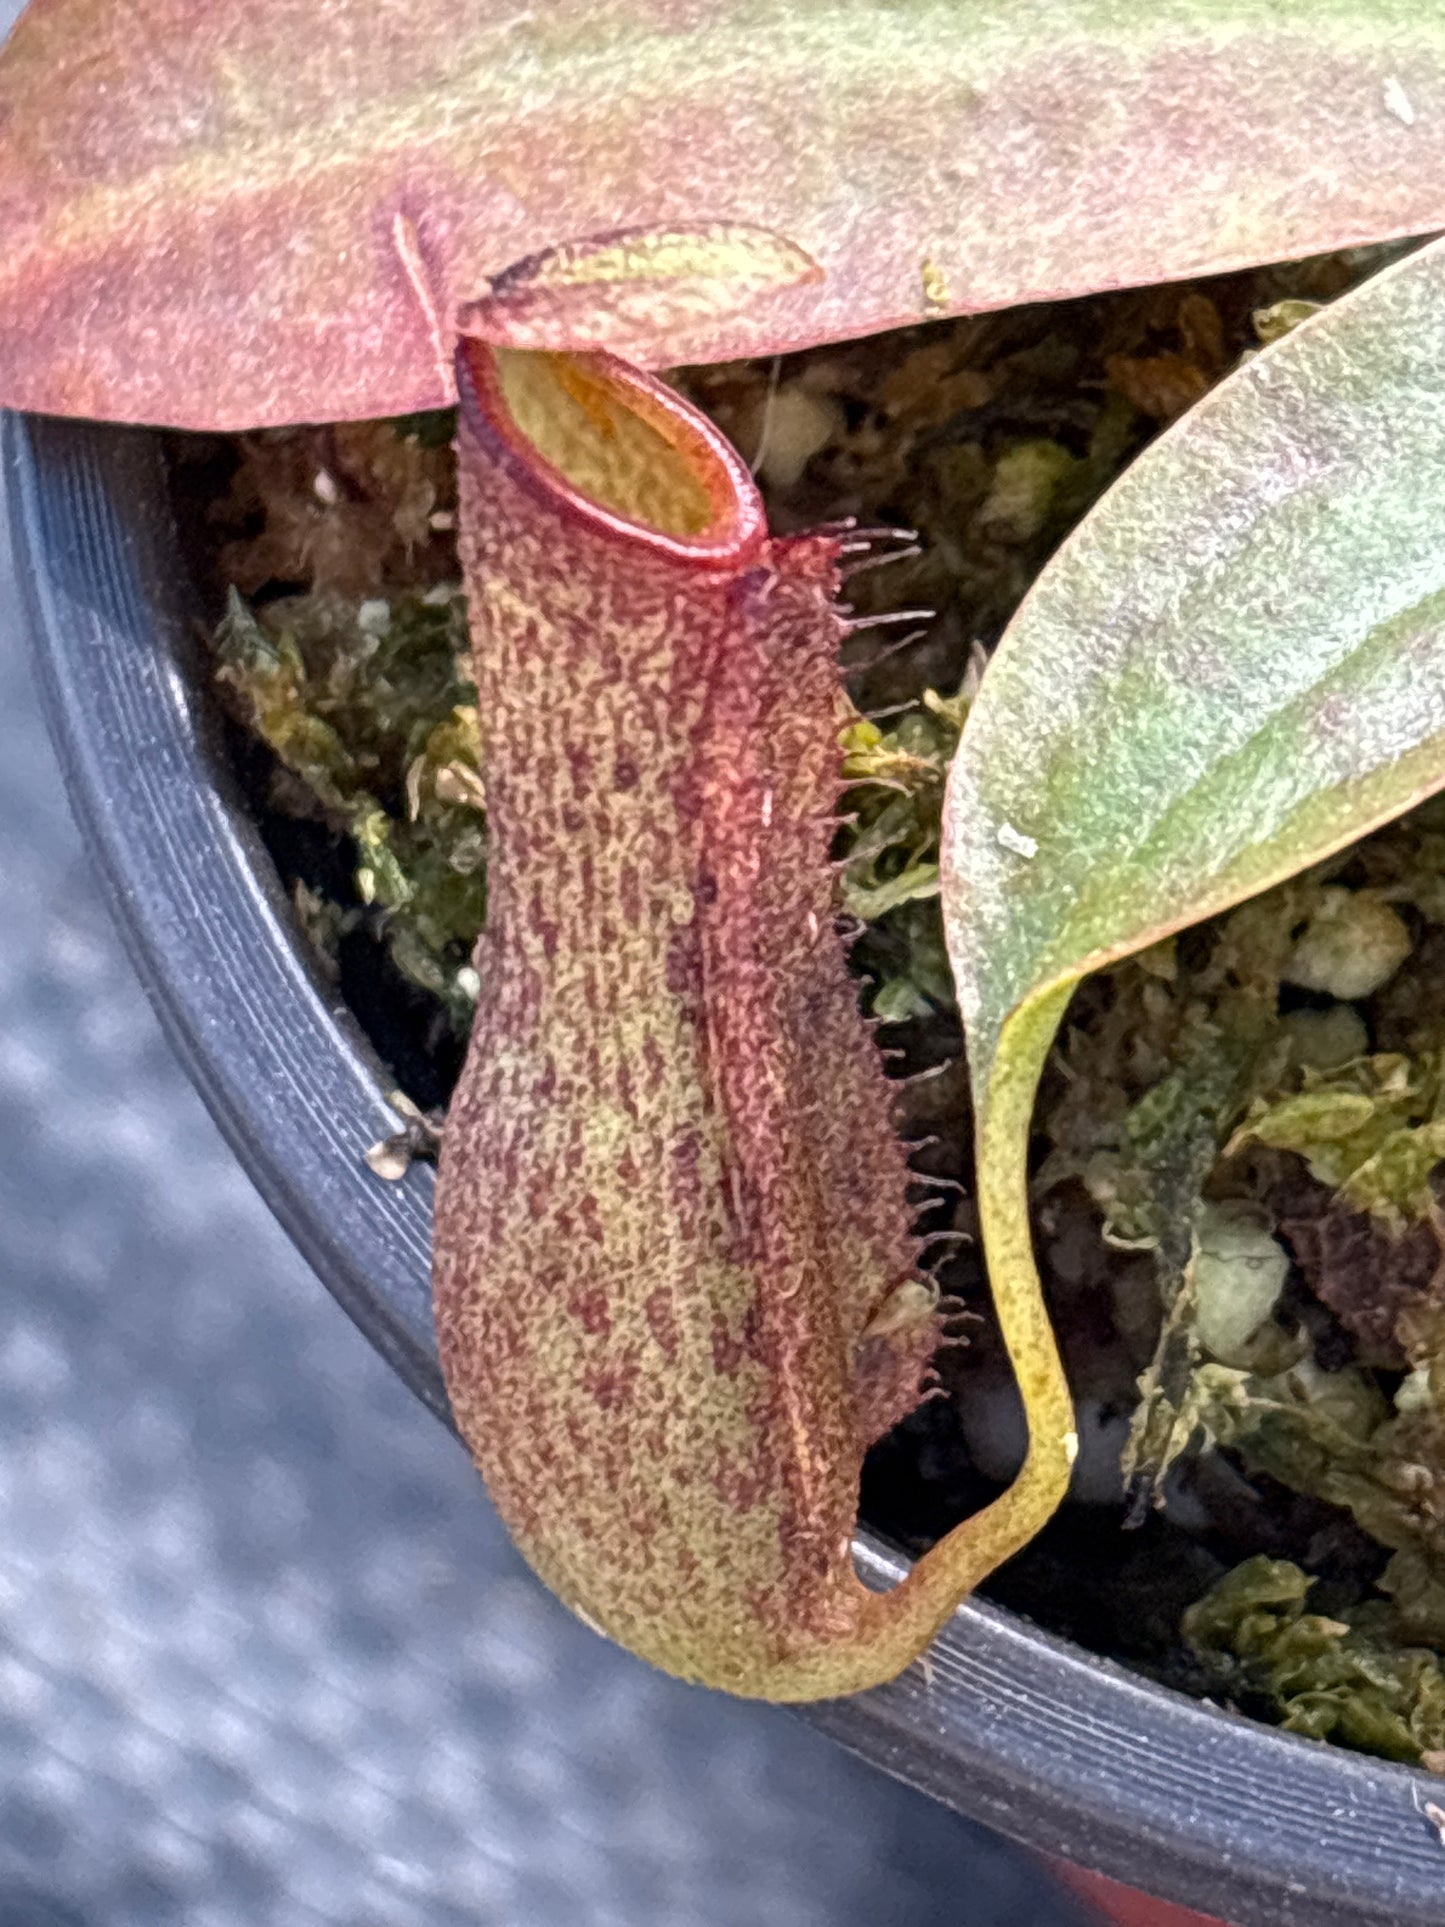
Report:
9,408,1441,1927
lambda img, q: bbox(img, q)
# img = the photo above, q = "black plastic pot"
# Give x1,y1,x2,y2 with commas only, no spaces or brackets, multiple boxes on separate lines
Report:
10,409,1444,1927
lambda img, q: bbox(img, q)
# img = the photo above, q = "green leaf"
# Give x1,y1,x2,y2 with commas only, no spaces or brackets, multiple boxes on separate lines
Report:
6,0,1445,425
940,235,1445,1548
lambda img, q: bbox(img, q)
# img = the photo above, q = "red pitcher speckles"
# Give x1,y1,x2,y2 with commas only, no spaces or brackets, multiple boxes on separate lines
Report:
433,339,954,1697
435,340,1079,1700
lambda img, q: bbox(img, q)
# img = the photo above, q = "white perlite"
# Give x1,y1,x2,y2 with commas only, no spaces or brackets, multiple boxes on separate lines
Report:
1384,76,1417,126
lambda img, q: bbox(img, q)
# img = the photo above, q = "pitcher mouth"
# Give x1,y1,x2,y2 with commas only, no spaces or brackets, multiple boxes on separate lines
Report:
455,339,767,569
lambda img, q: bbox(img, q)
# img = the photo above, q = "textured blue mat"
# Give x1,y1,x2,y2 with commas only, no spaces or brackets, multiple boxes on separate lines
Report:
0,495,1091,1926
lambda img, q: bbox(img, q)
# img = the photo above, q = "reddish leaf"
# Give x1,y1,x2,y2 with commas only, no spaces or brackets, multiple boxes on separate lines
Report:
3,0,1445,426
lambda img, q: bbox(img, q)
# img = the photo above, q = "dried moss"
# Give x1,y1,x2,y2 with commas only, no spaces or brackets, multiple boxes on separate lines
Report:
213,580,484,1026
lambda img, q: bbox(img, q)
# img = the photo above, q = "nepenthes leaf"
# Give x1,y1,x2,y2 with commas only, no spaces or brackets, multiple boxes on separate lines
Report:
5,0,1445,426
942,236,1445,1533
